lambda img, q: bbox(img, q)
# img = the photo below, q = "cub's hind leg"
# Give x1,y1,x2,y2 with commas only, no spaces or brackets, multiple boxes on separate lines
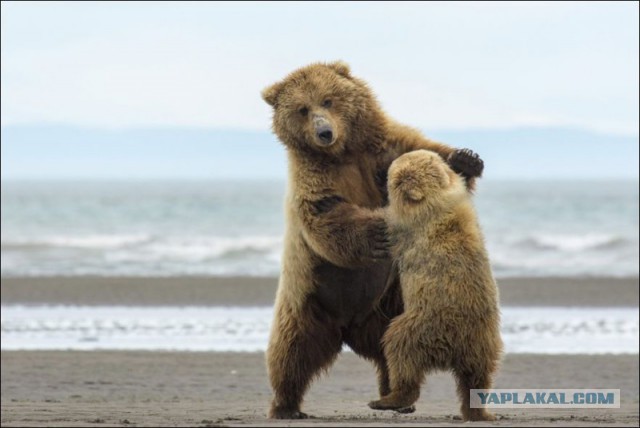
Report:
368,312,426,412
453,354,500,421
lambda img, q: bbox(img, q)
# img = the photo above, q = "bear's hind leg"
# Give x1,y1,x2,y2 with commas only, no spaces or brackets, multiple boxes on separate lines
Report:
343,312,393,398
374,358,391,398
267,304,342,419
343,271,404,400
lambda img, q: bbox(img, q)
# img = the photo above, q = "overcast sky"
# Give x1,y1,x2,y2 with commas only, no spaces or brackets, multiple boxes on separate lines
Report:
1,1,638,135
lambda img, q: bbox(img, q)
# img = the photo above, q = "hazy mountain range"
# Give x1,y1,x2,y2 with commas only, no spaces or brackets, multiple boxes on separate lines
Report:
1,125,638,180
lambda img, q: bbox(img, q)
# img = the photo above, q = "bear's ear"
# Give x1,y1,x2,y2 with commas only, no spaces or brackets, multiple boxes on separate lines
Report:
327,61,351,78
261,81,285,107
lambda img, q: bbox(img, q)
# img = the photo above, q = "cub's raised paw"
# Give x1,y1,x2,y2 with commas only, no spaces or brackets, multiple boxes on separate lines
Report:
448,148,484,178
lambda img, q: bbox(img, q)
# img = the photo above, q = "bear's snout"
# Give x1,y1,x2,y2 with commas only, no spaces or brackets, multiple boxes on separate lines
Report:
313,115,335,145
317,126,333,145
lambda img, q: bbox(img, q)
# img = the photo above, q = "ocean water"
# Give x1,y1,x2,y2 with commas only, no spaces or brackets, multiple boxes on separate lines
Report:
1,305,637,354
1,180,638,278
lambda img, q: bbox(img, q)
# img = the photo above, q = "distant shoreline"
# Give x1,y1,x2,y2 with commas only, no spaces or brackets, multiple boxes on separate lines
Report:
1,276,638,307
2,125,639,181
2,177,639,183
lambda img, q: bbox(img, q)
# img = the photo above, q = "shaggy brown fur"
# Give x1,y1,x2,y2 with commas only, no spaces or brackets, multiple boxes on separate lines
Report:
368,150,503,421
262,61,484,419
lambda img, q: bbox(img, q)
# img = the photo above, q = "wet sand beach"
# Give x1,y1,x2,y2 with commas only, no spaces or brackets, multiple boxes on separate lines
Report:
1,276,638,307
1,276,638,426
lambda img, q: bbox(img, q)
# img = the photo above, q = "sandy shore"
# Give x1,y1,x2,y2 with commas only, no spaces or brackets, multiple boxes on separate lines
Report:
1,351,638,427
1,276,638,307
1,276,638,426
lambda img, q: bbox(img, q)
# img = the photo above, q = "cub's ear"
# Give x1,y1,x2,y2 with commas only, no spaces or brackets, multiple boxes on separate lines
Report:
261,81,285,107
394,169,425,202
327,61,351,78
404,187,425,202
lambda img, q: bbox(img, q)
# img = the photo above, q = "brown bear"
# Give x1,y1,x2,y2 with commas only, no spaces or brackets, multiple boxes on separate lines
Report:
368,150,503,421
261,61,484,419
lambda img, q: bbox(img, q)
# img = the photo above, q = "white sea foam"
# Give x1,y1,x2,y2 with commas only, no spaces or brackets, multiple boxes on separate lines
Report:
1,231,637,277
142,236,283,260
1,234,152,250
1,180,638,277
515,234,629,252
1,234,284,277
1,306,637,354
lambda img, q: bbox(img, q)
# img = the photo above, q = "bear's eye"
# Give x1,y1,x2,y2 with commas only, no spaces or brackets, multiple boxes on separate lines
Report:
322,99,332,108
299,107,309,116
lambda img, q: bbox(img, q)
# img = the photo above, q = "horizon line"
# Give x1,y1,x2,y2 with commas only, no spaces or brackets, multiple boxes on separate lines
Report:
2,177,638,183
1,123,638,138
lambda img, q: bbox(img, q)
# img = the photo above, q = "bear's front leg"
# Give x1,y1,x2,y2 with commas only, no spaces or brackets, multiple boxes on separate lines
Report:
447,148,484,187
301,197,390,267
385,123,484,191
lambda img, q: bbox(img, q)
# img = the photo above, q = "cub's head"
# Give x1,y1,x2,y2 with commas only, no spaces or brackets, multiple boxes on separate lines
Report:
387,150,465,219
261,61,380,157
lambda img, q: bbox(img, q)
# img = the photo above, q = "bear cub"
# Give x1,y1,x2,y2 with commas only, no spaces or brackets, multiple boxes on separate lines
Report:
369,150,503,421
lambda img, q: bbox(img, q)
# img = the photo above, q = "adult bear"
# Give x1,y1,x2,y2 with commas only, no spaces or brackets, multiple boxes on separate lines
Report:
261,61,483,419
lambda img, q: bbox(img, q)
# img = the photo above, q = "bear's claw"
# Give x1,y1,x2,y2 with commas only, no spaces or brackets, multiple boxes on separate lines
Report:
368,219,391,260
312,195,346,215
269,408,310,419
447,148,484,178
368,400,415,413
395,405,417,414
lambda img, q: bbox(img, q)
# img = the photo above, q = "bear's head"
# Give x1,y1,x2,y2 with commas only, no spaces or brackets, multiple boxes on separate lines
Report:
262,61,381,157
387,150,465,219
